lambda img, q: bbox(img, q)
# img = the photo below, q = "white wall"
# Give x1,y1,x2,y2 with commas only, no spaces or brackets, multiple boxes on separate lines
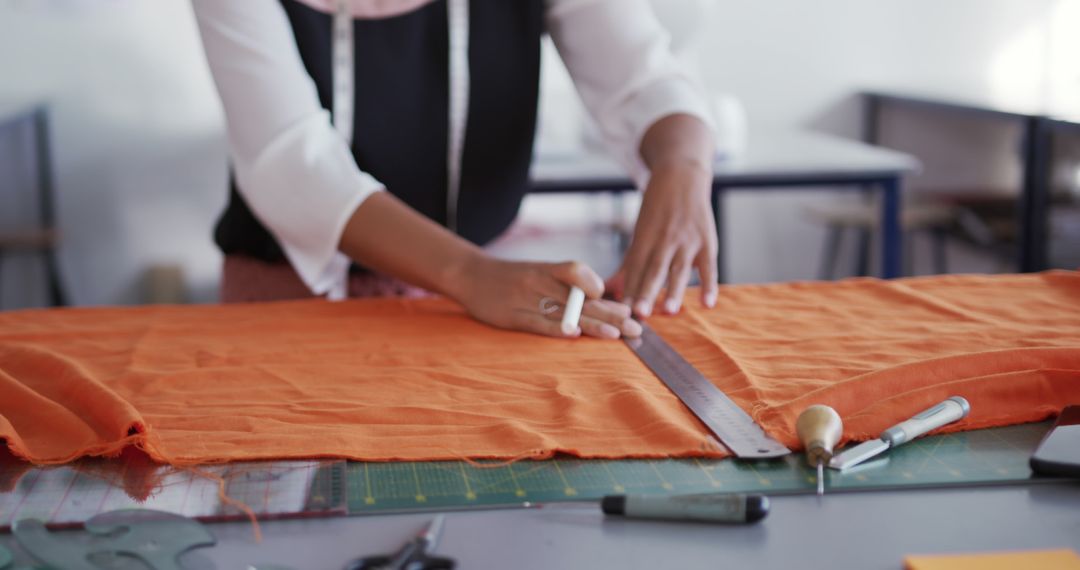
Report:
535,0,1074,283
697,0,1066,282
0,0,226,306
700,0,1068,130
0,0,1071,306
705,0,1077,282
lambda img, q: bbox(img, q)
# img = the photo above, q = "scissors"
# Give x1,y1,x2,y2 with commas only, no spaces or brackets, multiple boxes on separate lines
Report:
344,515,456,570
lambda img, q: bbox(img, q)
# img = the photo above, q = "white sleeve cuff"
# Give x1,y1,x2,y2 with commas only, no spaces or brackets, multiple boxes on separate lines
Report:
612,76,716,189
545,0,717,189
234,111,384,298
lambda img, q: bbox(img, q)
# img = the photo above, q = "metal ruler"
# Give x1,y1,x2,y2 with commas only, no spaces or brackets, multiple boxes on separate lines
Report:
625,324,790,459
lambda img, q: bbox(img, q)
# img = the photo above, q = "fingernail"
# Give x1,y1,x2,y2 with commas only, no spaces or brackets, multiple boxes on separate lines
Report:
664,298,680,314
635,301,652,318
622,319,643,338
600,323,620,339
705,291,717,308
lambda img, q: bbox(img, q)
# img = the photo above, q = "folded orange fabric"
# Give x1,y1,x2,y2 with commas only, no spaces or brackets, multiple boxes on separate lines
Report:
1,271,1079,465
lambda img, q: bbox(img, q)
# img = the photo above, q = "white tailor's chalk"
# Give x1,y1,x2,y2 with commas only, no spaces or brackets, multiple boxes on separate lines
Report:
560,286,586,335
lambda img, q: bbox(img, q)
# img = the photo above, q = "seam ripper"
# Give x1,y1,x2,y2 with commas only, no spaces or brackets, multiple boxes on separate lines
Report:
829,396,971,471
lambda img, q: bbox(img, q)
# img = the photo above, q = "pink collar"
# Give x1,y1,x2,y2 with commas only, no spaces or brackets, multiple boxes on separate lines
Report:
292,0,438,19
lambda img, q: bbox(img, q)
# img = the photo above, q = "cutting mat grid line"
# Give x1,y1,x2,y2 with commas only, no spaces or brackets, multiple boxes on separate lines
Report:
0,461,346,528
0,424,1053,522
346,423,1051,513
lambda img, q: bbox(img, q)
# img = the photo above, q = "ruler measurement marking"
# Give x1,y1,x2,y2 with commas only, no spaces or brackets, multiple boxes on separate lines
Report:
627,325,789,459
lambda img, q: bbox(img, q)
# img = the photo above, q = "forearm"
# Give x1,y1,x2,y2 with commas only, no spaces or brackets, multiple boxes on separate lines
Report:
617,112,719,316
338,192,482,303
338,191,640,339
639,113,714,175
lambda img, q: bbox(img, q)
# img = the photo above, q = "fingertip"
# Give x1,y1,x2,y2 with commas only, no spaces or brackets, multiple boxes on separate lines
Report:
634,300,652,318
577,263,605,299
605,268,625,295
621,318,643,338
587,280,605,300
599,323,621,339
704,289,717,309
664,298,681,315
555,261,602,299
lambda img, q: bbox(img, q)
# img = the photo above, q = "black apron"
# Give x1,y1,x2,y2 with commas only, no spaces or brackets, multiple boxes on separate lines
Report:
214,0,544,265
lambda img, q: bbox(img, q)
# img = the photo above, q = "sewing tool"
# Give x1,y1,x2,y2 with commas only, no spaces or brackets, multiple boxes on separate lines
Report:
601,492,769,524
796,405,843,495
560,286,586,335
625,323,790,458
344,515,455,570
13,510,215,570
829,396,970,471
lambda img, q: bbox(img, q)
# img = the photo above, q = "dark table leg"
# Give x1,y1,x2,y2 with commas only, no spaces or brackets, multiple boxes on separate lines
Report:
853,225,872,277
863,93,882,145
880,176,903,278
33,107,66,306
712,187,726,284
1018,117,1051,273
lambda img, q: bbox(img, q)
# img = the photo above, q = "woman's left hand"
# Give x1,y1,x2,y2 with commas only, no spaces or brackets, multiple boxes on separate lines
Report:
608,158,718,318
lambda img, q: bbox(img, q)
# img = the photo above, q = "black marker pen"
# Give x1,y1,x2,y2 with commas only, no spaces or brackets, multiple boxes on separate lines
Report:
601,492,769,524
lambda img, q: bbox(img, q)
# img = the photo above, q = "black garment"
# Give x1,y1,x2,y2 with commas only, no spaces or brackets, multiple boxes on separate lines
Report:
214,0,544,264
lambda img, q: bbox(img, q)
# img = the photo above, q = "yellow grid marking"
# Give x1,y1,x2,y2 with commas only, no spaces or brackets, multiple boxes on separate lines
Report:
648,461,674,490
745,462,772,486
694,458,722,488
458,462,476,500
552,462,577,496
601,462,624,492
363,464,375,504
507,465,526,497
411,464,426,502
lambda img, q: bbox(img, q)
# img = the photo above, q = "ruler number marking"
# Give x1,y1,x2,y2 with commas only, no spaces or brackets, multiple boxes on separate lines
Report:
630,326,790,458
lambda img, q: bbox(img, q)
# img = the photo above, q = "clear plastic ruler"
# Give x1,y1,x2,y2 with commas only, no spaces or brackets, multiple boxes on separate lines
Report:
626,324,791,459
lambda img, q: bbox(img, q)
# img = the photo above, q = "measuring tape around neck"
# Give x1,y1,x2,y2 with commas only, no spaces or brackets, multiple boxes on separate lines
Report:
332,0,355,145
332,0,470,233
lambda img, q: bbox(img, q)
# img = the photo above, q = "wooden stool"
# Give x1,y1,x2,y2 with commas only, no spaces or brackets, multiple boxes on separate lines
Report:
805,200,956,279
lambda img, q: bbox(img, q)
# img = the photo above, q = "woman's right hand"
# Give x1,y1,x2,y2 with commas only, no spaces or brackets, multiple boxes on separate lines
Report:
338,192,639,339
449,255,643,340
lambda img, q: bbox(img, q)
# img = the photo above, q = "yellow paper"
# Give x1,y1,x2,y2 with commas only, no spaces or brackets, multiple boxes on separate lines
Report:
905,549,1080,570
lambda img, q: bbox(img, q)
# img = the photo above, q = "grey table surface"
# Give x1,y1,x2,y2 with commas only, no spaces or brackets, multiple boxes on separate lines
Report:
3,481,1078,569
530,129,920,190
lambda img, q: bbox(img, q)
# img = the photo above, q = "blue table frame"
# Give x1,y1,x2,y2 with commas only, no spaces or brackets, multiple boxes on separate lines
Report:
863,91,1079,274
530,130,917,281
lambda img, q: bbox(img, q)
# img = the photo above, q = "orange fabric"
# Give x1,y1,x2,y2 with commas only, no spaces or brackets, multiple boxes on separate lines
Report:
905,549,1080,570
1,271,1079,465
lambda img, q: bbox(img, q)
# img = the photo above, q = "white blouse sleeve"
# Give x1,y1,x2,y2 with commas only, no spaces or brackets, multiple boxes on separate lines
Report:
192,0,384,298
544,0,716,187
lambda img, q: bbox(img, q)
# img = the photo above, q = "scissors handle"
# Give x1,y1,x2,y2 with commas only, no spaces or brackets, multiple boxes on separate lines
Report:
345,554,456,570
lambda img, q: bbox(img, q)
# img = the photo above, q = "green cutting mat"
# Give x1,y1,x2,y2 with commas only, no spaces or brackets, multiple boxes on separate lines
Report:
347,422,1051,514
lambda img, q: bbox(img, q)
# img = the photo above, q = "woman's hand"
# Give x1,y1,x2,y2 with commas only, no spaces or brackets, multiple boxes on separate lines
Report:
610,159,718,317
340,192,638,340
608,113,718,318
450,256,642,339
